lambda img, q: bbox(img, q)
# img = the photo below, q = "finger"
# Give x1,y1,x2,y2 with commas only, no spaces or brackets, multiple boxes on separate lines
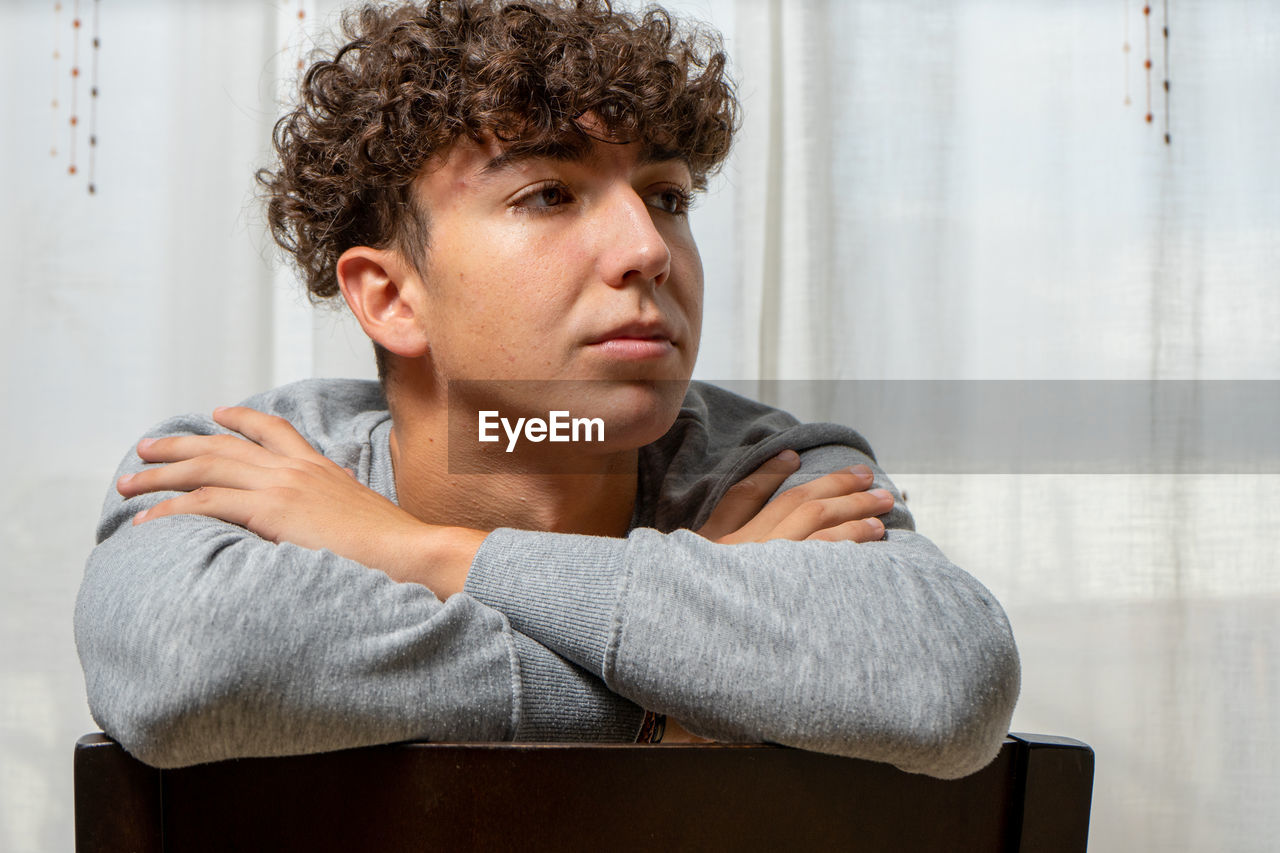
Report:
764,489,894,542
806,516,886,543
212,406,319,459
135,433,291,467
769,465,876,508
133,486,261,531
119,456,282,499
697,450,801,540
728,466,876,541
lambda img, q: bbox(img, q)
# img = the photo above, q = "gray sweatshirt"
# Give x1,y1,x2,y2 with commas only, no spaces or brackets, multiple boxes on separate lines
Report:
75,380,1019,779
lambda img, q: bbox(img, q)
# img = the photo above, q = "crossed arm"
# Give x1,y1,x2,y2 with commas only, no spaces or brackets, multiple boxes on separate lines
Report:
78,395,1018,776
117,407,897,597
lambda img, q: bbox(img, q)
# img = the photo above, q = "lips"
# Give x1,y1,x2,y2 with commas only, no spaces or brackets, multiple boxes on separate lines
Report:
587,320,677,346
585,319,679,361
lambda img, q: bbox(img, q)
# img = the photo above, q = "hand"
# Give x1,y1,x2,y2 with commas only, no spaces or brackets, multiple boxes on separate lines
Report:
117,406,484,596
663,717,714,744
696,451,893,544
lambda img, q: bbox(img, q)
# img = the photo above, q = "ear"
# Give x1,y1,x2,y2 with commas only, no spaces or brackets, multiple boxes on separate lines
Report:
336,247,430,359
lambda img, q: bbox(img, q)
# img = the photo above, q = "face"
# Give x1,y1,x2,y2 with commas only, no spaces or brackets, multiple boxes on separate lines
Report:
404,131,704,451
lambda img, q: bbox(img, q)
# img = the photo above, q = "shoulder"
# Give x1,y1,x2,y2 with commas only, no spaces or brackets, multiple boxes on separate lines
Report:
141,379,389,463
673,381,801,438
239,379,388,444
660,380,878,467
638,381,881,530
98,379,391,541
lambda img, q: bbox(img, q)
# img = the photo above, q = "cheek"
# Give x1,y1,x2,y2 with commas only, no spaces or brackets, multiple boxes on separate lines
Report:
473,221,583,292
671,238,704,313
673,240,704,362
423,247,576,359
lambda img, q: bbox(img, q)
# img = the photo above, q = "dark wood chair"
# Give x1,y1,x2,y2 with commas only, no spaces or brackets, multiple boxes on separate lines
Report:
74,732,1092,852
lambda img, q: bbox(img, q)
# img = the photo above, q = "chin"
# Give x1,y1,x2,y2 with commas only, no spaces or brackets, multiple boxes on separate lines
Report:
577,376,689,449
447,373,688,451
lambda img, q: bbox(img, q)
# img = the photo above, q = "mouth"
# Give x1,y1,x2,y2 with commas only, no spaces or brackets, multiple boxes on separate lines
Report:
586,321,678,360
588,320,676,344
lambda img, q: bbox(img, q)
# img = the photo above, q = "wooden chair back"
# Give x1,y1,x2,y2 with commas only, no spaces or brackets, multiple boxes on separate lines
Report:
74,732,1093,852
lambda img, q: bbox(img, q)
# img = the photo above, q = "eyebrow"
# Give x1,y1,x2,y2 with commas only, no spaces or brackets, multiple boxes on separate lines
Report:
477,143,688,178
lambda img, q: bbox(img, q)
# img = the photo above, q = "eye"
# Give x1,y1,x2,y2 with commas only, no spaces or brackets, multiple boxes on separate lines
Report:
513,182,574,212
647,186,693,216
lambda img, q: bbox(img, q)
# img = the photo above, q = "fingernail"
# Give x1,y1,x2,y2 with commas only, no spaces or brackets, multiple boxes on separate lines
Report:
117,473,133,487
776,450,799,464
866,517,885,536
137,438,155,451
870,488,893,500
133,509,148,524
850,465,872,478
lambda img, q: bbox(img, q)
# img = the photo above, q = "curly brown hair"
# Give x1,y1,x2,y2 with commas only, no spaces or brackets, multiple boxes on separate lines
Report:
257,0,739,306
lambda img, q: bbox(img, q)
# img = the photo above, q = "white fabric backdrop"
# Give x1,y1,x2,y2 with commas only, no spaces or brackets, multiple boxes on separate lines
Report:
1,1,1276,850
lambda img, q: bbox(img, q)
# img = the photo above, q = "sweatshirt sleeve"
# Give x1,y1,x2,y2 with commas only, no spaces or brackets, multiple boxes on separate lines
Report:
463,443,1021,780
74,409,642,769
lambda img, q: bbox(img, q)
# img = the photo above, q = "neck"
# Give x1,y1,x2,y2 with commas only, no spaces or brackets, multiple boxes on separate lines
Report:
386,378,639,538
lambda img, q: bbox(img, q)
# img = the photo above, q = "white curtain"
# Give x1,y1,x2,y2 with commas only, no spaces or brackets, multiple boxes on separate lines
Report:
700,2,1280,851
0,3,373,849
1,1,1276,850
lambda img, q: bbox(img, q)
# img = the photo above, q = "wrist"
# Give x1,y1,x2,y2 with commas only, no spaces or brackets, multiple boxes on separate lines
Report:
399,524,486,598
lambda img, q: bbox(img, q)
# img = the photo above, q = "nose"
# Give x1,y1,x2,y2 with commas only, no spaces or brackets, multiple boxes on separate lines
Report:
596,188,672,289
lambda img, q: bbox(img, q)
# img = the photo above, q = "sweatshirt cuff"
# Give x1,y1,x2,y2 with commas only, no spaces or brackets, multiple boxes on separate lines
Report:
509,632,644,742
465,527,630,681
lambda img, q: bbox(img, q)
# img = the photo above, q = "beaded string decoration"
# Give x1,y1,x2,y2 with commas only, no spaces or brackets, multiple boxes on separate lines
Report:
296,0,307,71
1143,3,1153,125
1122,0,1131,106
68,0,81,177
89,0,101,193
1125,1,1171,145
52,0,101,192
279,0,315,103
1161,0,1171,145
50,2,61,160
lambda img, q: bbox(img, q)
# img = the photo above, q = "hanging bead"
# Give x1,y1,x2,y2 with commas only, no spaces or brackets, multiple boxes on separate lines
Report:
88,0,101,194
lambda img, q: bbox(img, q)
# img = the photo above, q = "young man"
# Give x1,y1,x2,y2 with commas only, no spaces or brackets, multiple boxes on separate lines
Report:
76,0,1019,779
